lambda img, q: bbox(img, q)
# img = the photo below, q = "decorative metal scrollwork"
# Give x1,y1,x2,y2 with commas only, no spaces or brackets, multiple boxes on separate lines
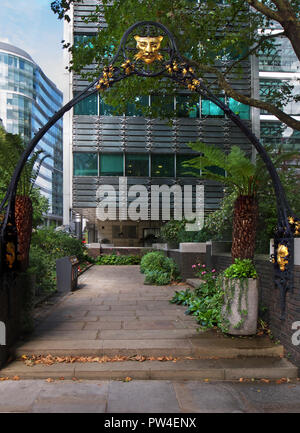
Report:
0,20,298,320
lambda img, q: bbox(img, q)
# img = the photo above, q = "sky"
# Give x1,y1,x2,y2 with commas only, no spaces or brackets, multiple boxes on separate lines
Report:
0,0,64,91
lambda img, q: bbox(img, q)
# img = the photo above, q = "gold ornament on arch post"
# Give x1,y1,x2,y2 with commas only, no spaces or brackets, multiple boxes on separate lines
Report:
134,35,164,64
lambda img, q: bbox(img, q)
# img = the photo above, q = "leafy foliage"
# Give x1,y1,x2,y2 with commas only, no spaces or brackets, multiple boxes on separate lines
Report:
95,253,140,265
184,142,257,196
223,259,257,280
170,267,224,329
140,251,179,285
198,143,300,251
29,228,91,294
51,0,300,130
160,218,213,245
0,128,50,228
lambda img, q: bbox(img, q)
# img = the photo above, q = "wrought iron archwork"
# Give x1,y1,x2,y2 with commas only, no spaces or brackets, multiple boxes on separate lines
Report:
0,21,299,317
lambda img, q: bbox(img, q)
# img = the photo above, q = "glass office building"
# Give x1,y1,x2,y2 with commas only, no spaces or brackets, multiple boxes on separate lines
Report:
259,35,300,153
0,42,63,224
63,1,256,245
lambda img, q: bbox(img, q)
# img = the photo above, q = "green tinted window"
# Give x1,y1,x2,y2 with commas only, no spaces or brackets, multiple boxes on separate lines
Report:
151,95,174,116
201,99,224,117
126,154,149,176
176,95,199,118
74,92,98,115
151,154,174,177
176,154,200,177
73,153,98,176
74,34,95,48
228,98,250,120
126,96,149,116
100,98,115,116
100,154,123,176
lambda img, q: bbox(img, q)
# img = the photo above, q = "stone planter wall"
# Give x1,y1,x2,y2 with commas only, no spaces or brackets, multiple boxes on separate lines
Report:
222,278,259,335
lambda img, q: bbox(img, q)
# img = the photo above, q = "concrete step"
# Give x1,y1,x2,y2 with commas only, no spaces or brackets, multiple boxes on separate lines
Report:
13,336,284,358
0,357,297,381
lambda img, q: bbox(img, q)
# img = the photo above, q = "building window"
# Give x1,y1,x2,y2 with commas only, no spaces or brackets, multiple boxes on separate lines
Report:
126,96,149,116
228,98,250,119
74,92,98,115
125,153,149,176
176,95,199,118
99,97,115,116
261,121,300,151
259,37,300,73
73,153,98,176
100,154,124,176
201,99,225,117
151,95,174,116
151,154,175,177
74,34,96,49
176,154,200,177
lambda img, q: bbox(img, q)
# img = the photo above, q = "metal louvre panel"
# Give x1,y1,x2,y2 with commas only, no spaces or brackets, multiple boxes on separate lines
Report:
72,1,253,215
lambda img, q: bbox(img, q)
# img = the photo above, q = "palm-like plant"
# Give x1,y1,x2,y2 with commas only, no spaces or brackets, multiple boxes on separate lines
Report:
0,128,49,271
184,142,297,260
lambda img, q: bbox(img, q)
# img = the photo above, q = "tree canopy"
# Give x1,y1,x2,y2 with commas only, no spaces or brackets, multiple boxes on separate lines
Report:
51,0,300,130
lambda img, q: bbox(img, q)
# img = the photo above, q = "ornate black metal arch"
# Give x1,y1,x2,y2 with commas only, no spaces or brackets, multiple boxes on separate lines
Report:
0,21,298,317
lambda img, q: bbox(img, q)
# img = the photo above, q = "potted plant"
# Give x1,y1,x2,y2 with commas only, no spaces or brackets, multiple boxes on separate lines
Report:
221,259,258,335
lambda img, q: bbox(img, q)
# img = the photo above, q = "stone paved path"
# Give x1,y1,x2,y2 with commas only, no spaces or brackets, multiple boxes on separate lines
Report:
0,379,300,413
14,265,286,360
16,265,201,357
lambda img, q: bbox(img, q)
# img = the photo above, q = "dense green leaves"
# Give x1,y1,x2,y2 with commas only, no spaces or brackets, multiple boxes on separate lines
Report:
51,0,300,129
0,128,50,228
223,258,257,280
95,254,140,265
140,251,179,285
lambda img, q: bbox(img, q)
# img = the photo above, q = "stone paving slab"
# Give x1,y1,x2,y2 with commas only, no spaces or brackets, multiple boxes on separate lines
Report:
0,357,297,382
0,379,300,413
11,265,290,375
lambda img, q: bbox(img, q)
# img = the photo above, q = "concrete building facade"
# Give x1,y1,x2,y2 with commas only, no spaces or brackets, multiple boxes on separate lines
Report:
63,1,258,246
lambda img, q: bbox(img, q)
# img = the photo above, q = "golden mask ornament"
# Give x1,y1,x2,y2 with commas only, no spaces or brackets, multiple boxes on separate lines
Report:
6,241,16,269
134,35,163,64
277,244,289,271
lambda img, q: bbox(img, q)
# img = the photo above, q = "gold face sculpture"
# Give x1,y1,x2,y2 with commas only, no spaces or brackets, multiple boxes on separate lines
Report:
277,244,289,271
134,35,163,64
6,241,16,269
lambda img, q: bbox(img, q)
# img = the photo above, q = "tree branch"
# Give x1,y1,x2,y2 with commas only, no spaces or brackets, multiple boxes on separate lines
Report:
188,59,300,131
246,0,282,22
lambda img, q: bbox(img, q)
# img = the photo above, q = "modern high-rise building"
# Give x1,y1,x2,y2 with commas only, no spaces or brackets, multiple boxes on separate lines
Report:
63,1,257,246
259,33,300,153
0,41,63,225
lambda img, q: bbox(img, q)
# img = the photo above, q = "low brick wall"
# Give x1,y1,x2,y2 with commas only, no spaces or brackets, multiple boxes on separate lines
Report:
210,253,300,369
87,246,152,258
165,249,206,280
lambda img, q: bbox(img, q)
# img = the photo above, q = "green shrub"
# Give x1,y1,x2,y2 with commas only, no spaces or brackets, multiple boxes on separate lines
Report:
144,270,171,285
95,254,140,265
170,268,224,330
140,251,178,285
223,259,257,280
28,227,93,295
160,218,214,245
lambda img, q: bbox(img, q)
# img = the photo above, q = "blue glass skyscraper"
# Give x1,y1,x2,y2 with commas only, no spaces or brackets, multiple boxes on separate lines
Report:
0,42,63,224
